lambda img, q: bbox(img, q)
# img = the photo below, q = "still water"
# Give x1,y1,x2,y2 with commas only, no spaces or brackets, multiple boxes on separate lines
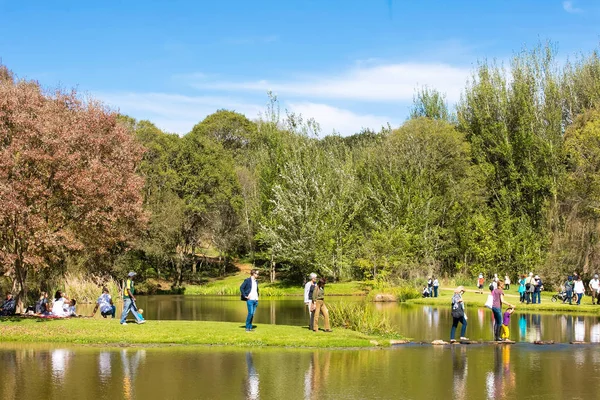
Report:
1,343,599,399
77,295,600,343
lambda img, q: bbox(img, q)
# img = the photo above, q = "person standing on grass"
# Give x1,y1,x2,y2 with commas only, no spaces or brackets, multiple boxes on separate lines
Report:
120,272,145,325
588,274,599,305
491,281,515,341
574,275,585,305
477,274,485,294
427,277,433,297
240,269,259,332
304,273,318,330
533,275,543,304
525,272,535,304
450,286,468,343
504,275,511,291
518,275,526,303
433,276,439,298
312,278,332,332
564,276,574,305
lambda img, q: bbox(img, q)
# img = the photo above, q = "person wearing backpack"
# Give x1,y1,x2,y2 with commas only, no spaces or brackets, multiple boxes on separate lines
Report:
450,286,468,343
524,272,535,304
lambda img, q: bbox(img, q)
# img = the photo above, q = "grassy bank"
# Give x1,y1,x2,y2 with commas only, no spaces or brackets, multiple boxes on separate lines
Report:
0,318,394,348
407,288,600,314
183,273,367,297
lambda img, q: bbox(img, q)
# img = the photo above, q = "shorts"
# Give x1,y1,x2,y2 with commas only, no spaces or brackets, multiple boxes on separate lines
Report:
478,284,483,289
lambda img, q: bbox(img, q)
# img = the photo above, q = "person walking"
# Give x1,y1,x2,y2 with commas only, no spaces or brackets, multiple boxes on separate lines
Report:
450,286,468,343
304,273,318,330
120,272,145,325
477,274,485,294
504,275,511,291
589,274,599,305
433,276,440,298
240,269,260,332
574,275,585,305
564,276,574,305
312,279,332,332
491,282,515,341
518,275,526,303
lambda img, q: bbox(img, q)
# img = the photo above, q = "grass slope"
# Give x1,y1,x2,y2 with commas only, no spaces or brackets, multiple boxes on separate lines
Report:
184,273,367,296
0,318,390,348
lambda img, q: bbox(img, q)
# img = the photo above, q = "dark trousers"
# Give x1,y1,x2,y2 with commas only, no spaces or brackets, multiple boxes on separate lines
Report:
450,316,467,340
519,292,525,303
492,307,503,340
433,286,438,297
101,305,116,318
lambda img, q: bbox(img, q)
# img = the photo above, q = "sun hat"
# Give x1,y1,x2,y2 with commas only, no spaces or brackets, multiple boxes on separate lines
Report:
454,286,465,293
127,271,137,277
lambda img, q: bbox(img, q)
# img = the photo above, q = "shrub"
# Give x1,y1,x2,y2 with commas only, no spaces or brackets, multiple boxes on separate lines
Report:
328,301,400,338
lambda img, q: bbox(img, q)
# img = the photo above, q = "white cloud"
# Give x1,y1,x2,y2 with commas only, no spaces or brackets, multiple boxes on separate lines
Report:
93,92,264,135
563,1,582,13
190,62,471,103
287,102,396,136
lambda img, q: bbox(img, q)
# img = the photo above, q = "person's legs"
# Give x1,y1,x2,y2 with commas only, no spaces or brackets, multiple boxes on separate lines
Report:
120,298,132,324
459,316,467,338
450,317,459,341
577,293,583,305
313,300,322,332
246,300,258,330
492,308,502,340
566,290,572,305
433,287,438,297
320,302,331,331
111,305,116,318
306,303,314,330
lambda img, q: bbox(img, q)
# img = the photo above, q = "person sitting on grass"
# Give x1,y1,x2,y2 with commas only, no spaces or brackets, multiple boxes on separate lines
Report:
501,307,514,341
51,290,70,317
91,287,116,318
66,299,78,317
0,293,16,316
35,291,50,315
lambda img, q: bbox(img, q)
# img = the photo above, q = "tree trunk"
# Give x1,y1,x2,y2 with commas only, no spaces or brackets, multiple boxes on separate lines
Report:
270,254,276,283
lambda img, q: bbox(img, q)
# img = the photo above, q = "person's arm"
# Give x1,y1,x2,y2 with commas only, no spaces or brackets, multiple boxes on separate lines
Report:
91,303,99,317
500,294,514,308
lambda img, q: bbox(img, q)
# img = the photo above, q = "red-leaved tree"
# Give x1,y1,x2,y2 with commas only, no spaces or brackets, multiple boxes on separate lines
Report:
0,66,147,310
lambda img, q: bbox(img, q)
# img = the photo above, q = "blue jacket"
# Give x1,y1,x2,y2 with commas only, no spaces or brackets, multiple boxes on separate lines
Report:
240,277,259,301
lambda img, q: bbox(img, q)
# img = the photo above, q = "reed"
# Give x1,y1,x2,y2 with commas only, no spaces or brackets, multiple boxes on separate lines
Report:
328,301,400,338
54,273,121,304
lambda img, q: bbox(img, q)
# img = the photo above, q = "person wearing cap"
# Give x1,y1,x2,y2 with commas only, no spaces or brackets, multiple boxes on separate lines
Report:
450,286,468,343
588,274,600,305
120,272,145,325
304,273,318,330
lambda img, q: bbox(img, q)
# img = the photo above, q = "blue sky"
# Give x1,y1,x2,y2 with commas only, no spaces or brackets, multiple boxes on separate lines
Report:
1,0,599,135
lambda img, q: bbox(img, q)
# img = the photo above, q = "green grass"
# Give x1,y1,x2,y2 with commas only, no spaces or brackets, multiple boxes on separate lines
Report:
0,318,393,348
407,288,600,314
183,273,367,297
328,302,401,338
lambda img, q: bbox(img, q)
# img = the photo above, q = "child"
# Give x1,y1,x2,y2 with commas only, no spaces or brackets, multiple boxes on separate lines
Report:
501,307,514,340
66,299,78,317
477,274,485,294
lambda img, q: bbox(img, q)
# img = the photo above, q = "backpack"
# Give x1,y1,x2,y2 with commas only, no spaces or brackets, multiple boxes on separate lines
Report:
451,300,464,319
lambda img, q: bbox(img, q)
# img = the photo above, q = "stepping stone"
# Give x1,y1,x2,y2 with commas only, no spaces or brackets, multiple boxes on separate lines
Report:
570,341,588,345
533,340,554,345
390,339,410,345
431,340,449,345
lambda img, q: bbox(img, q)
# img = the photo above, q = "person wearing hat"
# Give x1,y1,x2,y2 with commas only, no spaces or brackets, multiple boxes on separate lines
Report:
589,274,600,305
450,286,468,343
120,271,145,325
532,275,543,304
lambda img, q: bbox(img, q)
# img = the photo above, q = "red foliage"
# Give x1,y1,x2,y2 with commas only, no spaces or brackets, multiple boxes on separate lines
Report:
0,69,147,305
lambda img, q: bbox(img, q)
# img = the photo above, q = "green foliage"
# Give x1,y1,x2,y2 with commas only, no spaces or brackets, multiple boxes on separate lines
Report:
410,86,453,122
328,301,401,338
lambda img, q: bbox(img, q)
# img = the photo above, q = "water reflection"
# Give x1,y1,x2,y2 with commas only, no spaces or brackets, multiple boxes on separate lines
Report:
304,352,331,400
591,323,600,343
485,346,515,400
245,352,260,400
51,349,72,382
575,317,585,342
98,351,112,382
451,346,468,400
120,349,146,400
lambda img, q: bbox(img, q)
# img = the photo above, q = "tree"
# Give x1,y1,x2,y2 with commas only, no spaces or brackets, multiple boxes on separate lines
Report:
0,68,146,309
410,87,453,122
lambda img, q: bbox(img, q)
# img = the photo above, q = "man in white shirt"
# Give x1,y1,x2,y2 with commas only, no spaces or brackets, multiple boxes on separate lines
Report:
240,269,260,332
304,273,318,330
589,274,600,305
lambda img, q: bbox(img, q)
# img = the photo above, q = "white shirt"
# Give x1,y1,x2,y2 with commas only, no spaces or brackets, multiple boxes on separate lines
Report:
590,279,600,291
574,280,585,294
52,298,68,317
433,279,439,287
97,293,113,313
247,277,259,300
304,281,315,304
